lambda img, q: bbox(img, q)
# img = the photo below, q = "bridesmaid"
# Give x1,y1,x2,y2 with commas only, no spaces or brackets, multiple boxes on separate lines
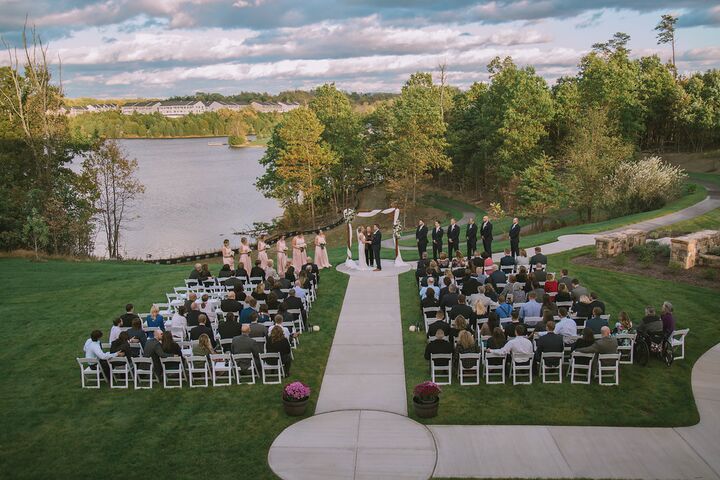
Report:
257,234,269,269
239,237,252,273
276,235,288,275
221,238,235,269
298,233,308,266
314,229,332,269
291,233,304,271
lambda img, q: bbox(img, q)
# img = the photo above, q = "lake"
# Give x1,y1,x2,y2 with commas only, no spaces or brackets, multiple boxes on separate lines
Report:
94,137,282,259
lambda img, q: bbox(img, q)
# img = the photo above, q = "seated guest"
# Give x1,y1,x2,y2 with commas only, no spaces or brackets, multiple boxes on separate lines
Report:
188,263,202,280
224,273,244,291
421,288,439,308
220,292,243,315
613,311,634,335
555,283,572,302
487,324,533,356
231,324,262,371
544,273,558,295
145,304,165,332
266,291,281,310
529,247,547,267
533,311,554,334
186,302,202,327
573,295,593,319
236,264,250,282
251,260,266,281
416,252,430,280
257,305,272,323
482,252,494,271
470,251,484,270
170,306,187,336
239,297,258,324
427,311,450,338
484,284,498,302
420,277,440,300
424,328,454,365
577,326,618,373
439,284,460,310
189,314,216,348
503,311,521,338
268,314,292,340
438,252,450,269
110,330,134,358
486,265,507,290
304,257,320,280
479,309,500,336
200,294,216,323
217,263,235,279
199,263,213,284
473,266,488,285
83,330,122,379
144,330,167,377
531,280,545,300
510,281,526,304
487,326,506,350
193,333,215,356
450,315,471,343
520,292,542,320
585,307,608,334
661,301,675,336
573,328,596,350
533,320,564,371
249,312,269,338
109,317,123,343
469,285,493,308
282,289,307,328
161,329,183,356
438,277,452,301
292,280,307,300
127,317,147,348
533,264,547,283
449,294,475,328
218,311,242,339
495,295,513,320
183,292,198,314
541,294,558,317
120,303,140,327
461,268,480,297
571,279,589,301
637,306,663,335
284,264,296,283
455,330,480,368
515,249,529,268
252,283,268,302
558,269,573,290
267,325,293,375
589,292,605,314
499,249,515,270
515,265,528,284
265,259,279,280
555,308,578,345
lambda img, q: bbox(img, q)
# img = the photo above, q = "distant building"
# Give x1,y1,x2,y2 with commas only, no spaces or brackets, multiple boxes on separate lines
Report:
204,100,250,112
250,101,300,113
65,103,118,116
121,101,161,115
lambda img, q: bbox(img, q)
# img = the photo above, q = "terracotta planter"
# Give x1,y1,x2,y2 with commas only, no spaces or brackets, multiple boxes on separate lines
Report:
283,396,309,416
412,396,439,418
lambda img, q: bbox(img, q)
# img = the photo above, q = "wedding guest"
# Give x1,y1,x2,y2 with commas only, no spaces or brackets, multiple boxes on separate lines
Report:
541,294,558,317
120,303,140,327
466,218,478,258
110,330,133,358
515,249,529,268
585,307,608,335
427,310,450,338
571,279,589,301
161,329,183,356
555,308,577,345
613,311,634,335
495,295,513,319
449,294,475,328
170,306,188,341
533,320,564,371
573,295,593,319
637,306,663,335
276,235,288,275
479,309,500,336
574,329,596,349
284,265,296,283
240,297,258,324
589,293,606,315
416,219,429,258
314,230,332,269
544,273,559,295
189,263,202,280
499,248,515,271
218,312,242,340
249,313,268,338
266,292,280,310
190,314,216,348
145,304,165,333
555,283,572,302
127,317,146,348
108,317,123,343
438,252,450,269
239,237,252,273
480,215,493,256
421,288,439,308
431,221,444,260
503,311,521,338
661,301,675,336
258,304,272,323
456,330,480,368
252,283,268,302
222,238,235,269
83,330,122,379
439,284,460,310
529,247,547,267
199,263,213,284
231,324,262,370
221,291,243,314
519,292,542,320
487,326,507,350
424,328,454,366
268,325,293,375
264,259,279,280
217,263,235,280
257,234,269,269
186,302,202,327
193,333,215,357
558,269,573,290
420,277,440,300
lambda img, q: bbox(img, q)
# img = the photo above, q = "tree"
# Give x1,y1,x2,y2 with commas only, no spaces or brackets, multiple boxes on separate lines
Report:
82,140,144,258
516,154,564,230
638,55,684,150
22,209,49,260
655,14,678,77
257,107,336,227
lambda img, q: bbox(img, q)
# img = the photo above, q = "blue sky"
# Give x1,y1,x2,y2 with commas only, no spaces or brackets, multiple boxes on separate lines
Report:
0,0,718,98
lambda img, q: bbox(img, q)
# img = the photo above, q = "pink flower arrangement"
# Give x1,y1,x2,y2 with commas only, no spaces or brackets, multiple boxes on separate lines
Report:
283,381,311,401
413,381,442,399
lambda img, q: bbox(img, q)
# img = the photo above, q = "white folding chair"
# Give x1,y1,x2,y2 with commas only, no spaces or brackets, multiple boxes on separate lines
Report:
616,334,636,364
540,352,563,383
259,353,284,384
458,353,481,385
109,356,132,389
77,358,105,388
670,329,689,360
570,352,595,384
484,352,506,384
232,353,257,384
187,355,209,387
523,316,543,328
219,338,233,353
430,353,452,385
598,353,620,386
249,276,263,285
511,353,533,385
132,357,155,389
209,353,233,386
160,356,185,388
253,336,267,353
556,301,573,310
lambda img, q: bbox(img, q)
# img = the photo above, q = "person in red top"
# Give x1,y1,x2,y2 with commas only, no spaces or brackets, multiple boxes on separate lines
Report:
544,272,559,296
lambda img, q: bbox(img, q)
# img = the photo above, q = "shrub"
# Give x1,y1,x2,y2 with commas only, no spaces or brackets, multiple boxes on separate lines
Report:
657,244,671,258
602,156,687,217
613,253,626,266
701,269,717,281
667,261,683,273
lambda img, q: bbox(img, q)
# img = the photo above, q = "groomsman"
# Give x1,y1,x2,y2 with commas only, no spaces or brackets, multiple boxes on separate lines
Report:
447,218,460,258
466,218,477,258
481,215,493,255
509,217,521,258
416,220,428,258
431,220,444,260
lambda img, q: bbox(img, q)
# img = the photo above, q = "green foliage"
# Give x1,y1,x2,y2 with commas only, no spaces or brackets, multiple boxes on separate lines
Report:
22,209,50,259
613,253,627,266
515,153,564,229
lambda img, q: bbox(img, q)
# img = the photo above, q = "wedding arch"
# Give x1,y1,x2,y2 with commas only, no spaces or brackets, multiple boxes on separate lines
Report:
342,208,407,266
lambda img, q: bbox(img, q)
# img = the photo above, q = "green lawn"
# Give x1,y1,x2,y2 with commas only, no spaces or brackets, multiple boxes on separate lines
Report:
0,258,348,479
400,246,717,427
650,173,720,236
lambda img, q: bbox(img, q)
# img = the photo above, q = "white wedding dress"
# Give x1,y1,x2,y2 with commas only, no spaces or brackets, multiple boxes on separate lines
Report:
346,231,371,270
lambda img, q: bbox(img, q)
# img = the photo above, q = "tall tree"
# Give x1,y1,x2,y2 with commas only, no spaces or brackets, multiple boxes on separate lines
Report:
516,154,564,230
655,14,678,77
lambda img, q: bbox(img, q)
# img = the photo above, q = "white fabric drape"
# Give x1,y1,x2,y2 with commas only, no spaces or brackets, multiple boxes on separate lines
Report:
345,208,406,266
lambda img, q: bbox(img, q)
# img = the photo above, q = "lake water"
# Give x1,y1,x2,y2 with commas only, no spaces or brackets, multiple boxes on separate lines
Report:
93,137,282,259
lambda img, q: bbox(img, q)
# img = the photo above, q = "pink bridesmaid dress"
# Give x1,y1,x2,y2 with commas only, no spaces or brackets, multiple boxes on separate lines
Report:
222,245,235,269
276,239,288,274
257,240,269,268
291,236,304,271
239,244,252,272
314,235,331,269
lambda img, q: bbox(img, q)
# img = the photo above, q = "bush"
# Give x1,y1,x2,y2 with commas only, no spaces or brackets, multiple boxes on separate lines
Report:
701,269,718,281
602,156,687,217
613,253,626,266
667,261,683,273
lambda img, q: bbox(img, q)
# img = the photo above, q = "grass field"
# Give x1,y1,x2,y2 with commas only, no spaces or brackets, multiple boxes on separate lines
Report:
0,258,348,479
400,246,717,427
651,173,720,237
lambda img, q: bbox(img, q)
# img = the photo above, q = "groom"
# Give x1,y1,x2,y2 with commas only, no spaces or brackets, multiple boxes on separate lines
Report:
372,224,382,271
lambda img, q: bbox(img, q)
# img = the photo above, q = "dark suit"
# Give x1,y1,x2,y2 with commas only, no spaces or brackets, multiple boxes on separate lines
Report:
186,310,202,327
372,229,382,270
365,234,373,266
449,304,475,328
466,222,478,257
416,224,428,257
447,223,460,258
283,296,307,328
220,298,243,313
509,223,521,257
120,313,140,328
424,339,454,366
534,331,565,370
231,334,261,371
250,266,266,281
431,227,444,260
218,320,242,339
480,221,493,255
439,293,459,310
190,324,216,348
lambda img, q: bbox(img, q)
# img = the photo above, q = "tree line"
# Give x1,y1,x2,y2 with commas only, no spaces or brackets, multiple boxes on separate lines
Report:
259,27,718,230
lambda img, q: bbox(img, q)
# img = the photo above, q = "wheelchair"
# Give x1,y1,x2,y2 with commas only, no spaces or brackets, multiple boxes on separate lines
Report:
635,330,673,367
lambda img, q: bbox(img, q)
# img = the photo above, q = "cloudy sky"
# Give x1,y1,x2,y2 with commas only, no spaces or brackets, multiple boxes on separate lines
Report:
1,0,718,98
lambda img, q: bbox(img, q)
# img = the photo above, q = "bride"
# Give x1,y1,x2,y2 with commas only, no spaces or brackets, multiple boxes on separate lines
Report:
353,226,372,270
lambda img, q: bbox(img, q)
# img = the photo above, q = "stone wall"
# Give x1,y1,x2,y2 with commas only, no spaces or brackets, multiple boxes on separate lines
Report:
670,230,720,269
595,229,647,258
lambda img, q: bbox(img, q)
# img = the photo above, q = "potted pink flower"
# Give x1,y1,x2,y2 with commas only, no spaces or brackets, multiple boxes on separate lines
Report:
282,381,311,416
412,381,441,418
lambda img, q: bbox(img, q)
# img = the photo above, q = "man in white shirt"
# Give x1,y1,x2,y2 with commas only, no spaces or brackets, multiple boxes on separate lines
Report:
468,285,493,308
293,280,307,300
554,308,578,345
268,314,298,341
519,292,542,319
420,277,440,300
488,324,534,356
83,330,123,380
